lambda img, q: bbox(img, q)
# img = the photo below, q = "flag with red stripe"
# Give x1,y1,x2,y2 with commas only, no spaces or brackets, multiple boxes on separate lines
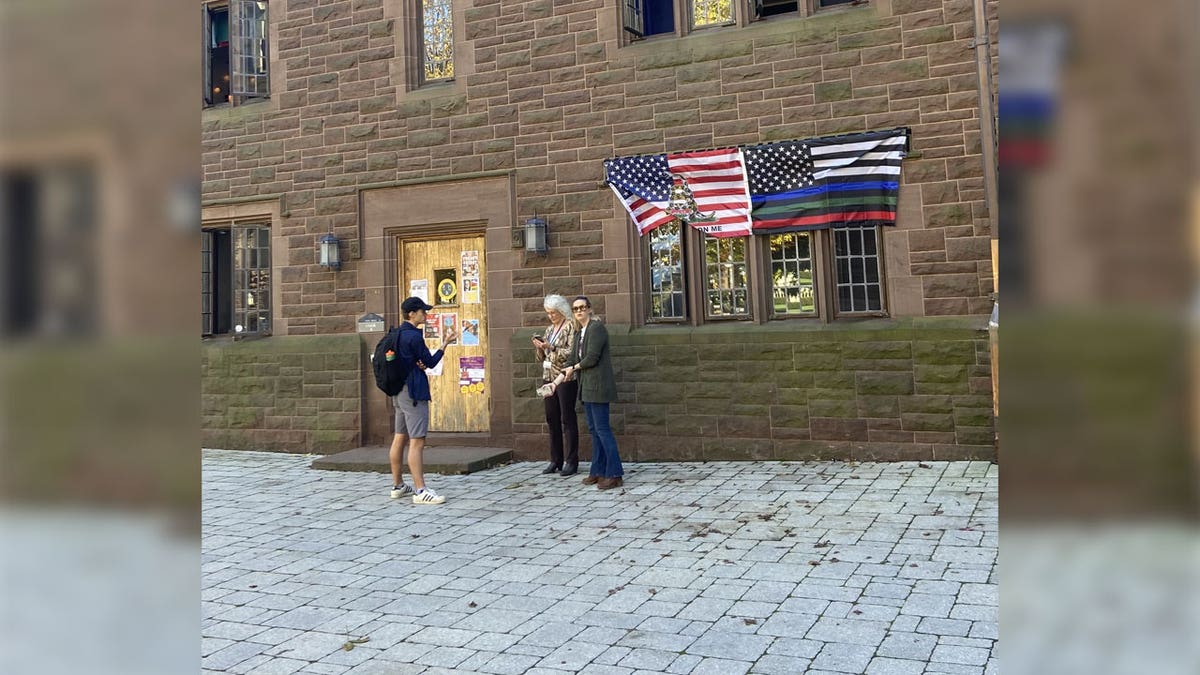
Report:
604,149,753,238
744,128,909,233
665,148,752,238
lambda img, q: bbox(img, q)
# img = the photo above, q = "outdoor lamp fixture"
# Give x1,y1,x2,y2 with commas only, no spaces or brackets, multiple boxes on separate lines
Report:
524,216,548,255
318,232,341,270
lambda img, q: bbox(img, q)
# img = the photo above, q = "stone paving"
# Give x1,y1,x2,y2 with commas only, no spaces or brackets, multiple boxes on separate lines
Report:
202,450,997,674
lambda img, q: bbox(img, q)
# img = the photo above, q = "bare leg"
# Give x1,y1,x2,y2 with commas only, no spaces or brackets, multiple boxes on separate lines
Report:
407,437,427,490
389,433,407,486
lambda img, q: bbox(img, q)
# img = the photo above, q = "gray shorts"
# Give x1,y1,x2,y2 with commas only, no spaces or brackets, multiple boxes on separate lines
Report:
391,388,430,438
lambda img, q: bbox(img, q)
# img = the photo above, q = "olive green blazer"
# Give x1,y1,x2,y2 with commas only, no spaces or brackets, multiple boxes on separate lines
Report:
567,319,617,403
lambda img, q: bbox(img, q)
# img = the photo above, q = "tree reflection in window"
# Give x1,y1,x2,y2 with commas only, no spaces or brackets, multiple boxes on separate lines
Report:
649,221,685,320
705,235,748,317
691,0,733,28
422,0,454,82
769,232,816,315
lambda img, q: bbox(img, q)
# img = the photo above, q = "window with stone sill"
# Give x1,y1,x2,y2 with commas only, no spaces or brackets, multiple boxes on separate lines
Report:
202,223,271,336
420,0,455,84
643,225,886,323
622,0,737,40
203,1,270,107
621,0,865,41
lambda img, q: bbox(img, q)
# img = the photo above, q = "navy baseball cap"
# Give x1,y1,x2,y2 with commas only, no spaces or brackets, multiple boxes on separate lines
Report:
401,297,434,313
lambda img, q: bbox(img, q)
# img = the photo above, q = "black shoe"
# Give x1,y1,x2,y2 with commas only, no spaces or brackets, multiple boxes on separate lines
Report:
559,464,578,477
541,464,561,474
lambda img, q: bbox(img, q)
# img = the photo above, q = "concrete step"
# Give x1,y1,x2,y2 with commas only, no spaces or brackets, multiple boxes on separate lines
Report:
424,432,503,447
311,445,512,475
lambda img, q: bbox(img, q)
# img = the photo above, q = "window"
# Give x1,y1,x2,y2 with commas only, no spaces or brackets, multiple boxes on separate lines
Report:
202,224,270,336
769,232,816,316
623,0,736,39
642,226,886,323
623,1,863,42
833,225,884,313
203,1,269,107
753,0,860,21
648,221,686,320
421,0,455,83
1,165,97,337
705,236,749,318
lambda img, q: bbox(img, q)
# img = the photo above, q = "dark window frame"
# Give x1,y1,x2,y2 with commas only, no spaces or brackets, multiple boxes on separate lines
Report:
203,1,270,108
639,224,888,326
201,221,272,337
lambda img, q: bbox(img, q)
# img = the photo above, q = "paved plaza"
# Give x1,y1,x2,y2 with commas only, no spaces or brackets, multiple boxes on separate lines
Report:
202,450,997,674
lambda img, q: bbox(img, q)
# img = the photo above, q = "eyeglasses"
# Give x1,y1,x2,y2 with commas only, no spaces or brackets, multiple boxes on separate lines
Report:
571,306,588,312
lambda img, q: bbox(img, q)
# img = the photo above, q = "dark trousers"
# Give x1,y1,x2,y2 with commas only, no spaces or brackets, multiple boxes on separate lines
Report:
544,379,579,468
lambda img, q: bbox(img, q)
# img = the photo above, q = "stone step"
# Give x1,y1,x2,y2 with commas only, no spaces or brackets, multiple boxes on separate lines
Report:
311,445,512,475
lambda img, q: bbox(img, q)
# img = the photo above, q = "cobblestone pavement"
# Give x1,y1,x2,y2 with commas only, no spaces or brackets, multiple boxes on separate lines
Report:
202,450,997,675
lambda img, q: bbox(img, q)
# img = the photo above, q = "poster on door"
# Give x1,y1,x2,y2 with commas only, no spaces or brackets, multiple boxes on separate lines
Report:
424,313,441,340
441,313,457,340
461,319,480,346
409,279,429,304
458,356,485,394
461,250,480,304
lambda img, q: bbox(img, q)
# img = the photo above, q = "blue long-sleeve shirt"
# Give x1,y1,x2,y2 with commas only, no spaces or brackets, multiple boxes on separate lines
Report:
396,322,445,402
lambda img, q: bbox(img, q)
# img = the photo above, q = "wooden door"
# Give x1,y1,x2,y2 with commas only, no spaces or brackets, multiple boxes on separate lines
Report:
400,235,488,432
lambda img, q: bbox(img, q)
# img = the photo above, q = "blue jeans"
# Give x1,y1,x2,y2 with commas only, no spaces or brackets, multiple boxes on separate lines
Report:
584,402,623,478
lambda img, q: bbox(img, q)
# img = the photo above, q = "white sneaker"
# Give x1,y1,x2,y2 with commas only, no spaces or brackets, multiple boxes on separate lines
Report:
390,484,414,499
412,488,445,505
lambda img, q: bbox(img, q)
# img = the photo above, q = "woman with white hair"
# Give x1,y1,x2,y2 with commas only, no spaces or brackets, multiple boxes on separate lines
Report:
531,294,579,476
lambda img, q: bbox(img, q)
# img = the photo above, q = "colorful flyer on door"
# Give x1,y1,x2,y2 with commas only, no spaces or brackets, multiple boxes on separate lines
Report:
461,250,481,304
409,279,429,303
462,277,480,305
461,319,480,346
441,313,457,340
460,250,479,279
423,313,441,340
458,356,485,394
434,268,458,305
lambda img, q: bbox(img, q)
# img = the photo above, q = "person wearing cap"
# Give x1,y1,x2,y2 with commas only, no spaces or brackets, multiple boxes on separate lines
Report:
388,296,457,505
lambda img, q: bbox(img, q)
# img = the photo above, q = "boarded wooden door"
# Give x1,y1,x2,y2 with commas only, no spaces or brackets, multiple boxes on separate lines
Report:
400,235,488,432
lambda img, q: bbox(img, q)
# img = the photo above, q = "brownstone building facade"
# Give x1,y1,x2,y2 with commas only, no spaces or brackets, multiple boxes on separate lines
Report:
201,0,997,461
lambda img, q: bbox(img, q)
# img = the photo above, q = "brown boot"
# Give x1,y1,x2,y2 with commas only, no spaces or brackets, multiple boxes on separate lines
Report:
597,477,623,490
581,475,600,485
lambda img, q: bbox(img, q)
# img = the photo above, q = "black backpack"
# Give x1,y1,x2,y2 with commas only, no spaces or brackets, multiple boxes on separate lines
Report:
372,327,412,396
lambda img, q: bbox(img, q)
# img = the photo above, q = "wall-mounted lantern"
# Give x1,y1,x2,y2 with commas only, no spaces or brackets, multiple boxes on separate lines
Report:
318,232,341,270
524,216,548,255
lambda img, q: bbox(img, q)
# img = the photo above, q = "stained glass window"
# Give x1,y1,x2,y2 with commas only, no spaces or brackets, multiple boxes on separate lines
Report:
422,0,454,82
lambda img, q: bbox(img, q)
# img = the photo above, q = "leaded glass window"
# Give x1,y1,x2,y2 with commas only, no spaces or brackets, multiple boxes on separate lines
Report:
833,226,883,313
422,0,454,82
769,232,816,315
648,221,685,320
202,224,270,336
704,236,748,317
233,226,271,334
230,1,269,98
691,0,733,28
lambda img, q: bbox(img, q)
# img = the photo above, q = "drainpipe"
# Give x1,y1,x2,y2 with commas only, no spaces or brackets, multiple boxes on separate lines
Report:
971,0,1000,426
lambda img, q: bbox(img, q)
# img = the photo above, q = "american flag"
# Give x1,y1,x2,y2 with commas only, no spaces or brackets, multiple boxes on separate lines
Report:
744,128,908,233
605,148,753,238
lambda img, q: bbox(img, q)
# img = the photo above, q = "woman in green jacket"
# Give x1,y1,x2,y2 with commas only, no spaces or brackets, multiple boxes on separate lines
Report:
550,295,623,490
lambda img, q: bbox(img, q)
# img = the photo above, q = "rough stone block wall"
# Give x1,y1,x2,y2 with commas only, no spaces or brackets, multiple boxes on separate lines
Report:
511,319,994,462
201,335,362,453
202,0,996,330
